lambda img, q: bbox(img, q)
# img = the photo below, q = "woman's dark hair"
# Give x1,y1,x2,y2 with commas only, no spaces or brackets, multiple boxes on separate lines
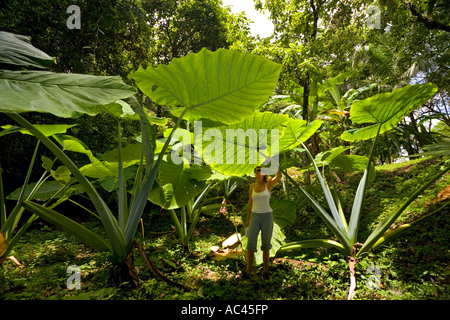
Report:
254,166,268,183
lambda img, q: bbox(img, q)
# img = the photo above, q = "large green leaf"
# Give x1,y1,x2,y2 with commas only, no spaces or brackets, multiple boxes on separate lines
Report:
269,198,297,229
191,112,321,176
0,70,136,118
341,83,438,142
51,135,113,180
0,124,76,138
0,31,54,69
128,48,281,125
194,111,289,176
331,155,376,181
149,161,212,210
278,119,322,153
6,181,83,201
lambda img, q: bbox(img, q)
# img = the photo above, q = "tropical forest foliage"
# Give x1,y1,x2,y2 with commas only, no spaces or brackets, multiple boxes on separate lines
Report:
0,0,449,303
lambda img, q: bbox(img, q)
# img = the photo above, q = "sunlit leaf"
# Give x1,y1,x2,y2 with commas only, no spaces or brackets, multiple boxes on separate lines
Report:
128,48,281,124
0,70,136,118
0,31,54,69
341,83,438,142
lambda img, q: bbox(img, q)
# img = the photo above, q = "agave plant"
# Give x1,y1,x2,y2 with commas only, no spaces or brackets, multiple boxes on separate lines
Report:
280,83,448,299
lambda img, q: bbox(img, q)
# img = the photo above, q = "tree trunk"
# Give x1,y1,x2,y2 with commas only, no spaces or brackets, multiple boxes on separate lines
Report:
409,112,424,149
301,72,312,185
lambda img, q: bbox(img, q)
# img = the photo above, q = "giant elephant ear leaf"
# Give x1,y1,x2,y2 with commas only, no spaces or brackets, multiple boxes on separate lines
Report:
341,83,438,142
148,161,212,210
128,48,281,125
0,31,54,69
0,31,136,118
0,71,137,118
196,111,289,176
278,118,322,153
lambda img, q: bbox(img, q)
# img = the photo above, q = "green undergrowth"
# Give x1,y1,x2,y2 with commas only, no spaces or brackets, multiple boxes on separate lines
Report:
0,157,448,300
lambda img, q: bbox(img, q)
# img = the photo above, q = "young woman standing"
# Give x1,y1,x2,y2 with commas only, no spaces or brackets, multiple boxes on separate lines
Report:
245,163,282,277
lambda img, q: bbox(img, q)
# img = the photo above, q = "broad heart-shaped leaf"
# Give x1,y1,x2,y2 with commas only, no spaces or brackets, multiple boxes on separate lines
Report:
0,31,55,69
278,118,322,153
312,146,352,168
191,112,322,176
194,111,289,176
268,198,297,229
341,83,438,142
55,135,147,190
149,161,212,210
128,48,282,125
0,70,136,118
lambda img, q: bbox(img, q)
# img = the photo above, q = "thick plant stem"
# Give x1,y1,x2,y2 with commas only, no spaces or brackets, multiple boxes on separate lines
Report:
114,245,139,287
134,241,191,291
0,256,22,267
348,256,357,300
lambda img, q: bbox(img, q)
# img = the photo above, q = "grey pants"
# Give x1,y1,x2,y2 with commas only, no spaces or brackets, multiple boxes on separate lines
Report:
247,211,273,252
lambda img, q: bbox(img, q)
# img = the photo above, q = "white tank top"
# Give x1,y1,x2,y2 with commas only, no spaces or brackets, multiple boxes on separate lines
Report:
252,184,272,213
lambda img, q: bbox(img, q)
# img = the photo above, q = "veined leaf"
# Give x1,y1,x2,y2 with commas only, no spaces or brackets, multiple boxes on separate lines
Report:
332,155,376,181
149,161,212,210
278,119,322,153
341,83,438,142
128,48,281,125
0,124,76,137
102,100,168,126
194,111,289,176
269,198,297,229
0,31,54,69
0,70,136,118
309,146,352,169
